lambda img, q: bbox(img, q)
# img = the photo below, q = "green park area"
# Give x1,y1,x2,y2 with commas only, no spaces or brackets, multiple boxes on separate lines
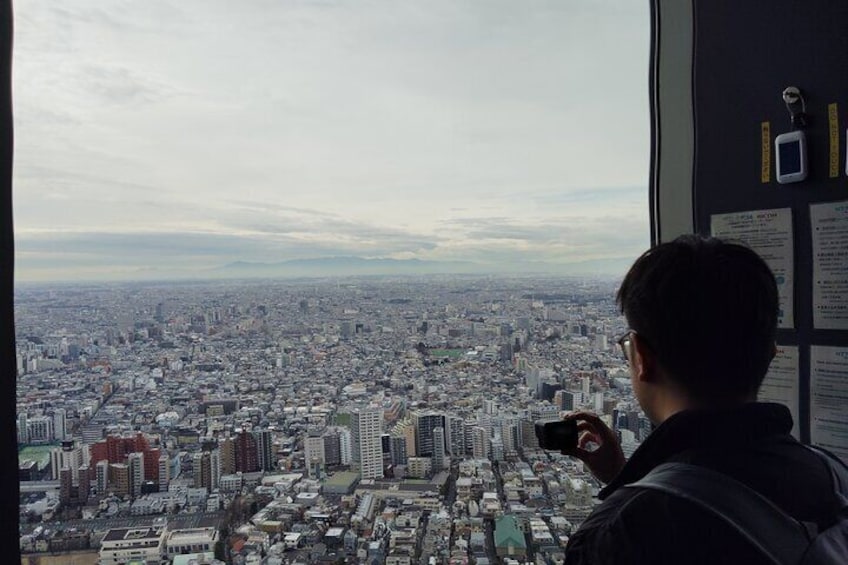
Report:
19,444,56,469
429,349,464,358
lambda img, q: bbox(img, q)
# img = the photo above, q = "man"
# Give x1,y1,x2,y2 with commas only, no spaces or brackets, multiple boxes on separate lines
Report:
562,235,843,564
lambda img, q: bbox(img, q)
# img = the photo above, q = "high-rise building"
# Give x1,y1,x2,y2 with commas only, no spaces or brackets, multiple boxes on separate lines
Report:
127,452,145,498
78,465,91,504
27,416,54,443
322,431,341,466
17,413,28,445
521,419,539,450
95,459,109,495
211,450,221,489
193,452,210,490
338,427,352,465
50,441,87,481
219,436,236,474
381,434,392,468
472,427,490,459
110,463,129,496
558,391,579,411
499,417,520,455
59,467,73,504
490,434,505,462
304,434,326,478
254,429,274,472
158,455,170,492
447,416,465,457
53,408,67,442
412,411,446,458
193,450,220,491
432,427,446,472
234,431,259,473
350,407,384,479
389,435,408,466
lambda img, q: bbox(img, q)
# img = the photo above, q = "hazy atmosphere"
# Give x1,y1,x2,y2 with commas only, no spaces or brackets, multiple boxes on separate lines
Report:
13,0,649,281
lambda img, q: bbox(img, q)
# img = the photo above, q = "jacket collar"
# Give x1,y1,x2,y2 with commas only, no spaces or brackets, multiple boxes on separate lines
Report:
599,402,794,500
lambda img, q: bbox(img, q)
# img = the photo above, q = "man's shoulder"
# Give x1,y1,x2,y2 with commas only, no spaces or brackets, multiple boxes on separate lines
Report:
565,484,770,565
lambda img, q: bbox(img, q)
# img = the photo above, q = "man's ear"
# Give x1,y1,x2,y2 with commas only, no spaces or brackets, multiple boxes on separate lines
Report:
632,334,658,383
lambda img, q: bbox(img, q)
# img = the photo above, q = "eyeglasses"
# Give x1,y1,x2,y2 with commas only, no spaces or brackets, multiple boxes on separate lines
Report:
616,330,636,362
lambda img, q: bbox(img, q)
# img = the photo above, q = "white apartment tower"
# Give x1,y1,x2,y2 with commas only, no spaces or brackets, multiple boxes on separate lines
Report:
158,455,170,492
127,452,145,498
95,459,109,495
304,434,326,478
350,407,384,479
338,427,353,466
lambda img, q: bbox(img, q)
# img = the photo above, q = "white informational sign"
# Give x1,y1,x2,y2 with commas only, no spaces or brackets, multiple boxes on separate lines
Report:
810,201,848,329
711,208,794,328
810,346,848,463
758,345,799,438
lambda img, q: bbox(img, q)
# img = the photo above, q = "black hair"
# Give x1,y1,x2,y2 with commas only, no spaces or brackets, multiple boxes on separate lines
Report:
616,235,778,401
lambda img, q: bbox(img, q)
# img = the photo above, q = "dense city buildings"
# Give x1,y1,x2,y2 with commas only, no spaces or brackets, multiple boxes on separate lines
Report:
16,275,644,563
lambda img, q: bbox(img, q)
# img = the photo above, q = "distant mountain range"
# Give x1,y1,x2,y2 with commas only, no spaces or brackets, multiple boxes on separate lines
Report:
218,257,480,277
214,256,631,278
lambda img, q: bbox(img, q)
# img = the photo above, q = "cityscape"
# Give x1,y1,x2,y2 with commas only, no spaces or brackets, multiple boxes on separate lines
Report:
15,275,647,565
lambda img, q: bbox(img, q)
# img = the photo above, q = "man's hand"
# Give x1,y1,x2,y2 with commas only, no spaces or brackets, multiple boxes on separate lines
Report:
560,411,626,484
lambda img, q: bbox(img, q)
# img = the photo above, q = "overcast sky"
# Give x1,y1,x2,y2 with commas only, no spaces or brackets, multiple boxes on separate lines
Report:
13,0,650,281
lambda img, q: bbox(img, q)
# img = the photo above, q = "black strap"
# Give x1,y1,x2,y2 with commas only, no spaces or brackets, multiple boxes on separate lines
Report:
804,445,848,507
628,462,809,565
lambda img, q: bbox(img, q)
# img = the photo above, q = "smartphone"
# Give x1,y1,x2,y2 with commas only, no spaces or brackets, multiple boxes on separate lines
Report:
534,419,578,451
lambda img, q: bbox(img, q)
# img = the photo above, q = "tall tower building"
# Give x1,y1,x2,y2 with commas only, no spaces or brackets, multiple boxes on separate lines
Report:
59,467,73,504
447,416,466,457
110,463,129,497
412,411,446,458
322,431,341,466
234,431,259,473
210,449,221,490
254,429,274,472
127,452,145,498
219,436,236,474
27,416,54,443
350,407,384,479
95,459,109,495
304,434,326,478
471,427,490,459
338,427,352,465
389,436,408,466
53,409,67,442
432,427,446,472
158,454,171,492
17,413,28,445
78,465,91,504
50,441,84,481
193,451,220,490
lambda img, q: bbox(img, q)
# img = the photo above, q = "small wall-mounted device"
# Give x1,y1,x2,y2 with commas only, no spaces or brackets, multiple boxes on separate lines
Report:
775,130,807,184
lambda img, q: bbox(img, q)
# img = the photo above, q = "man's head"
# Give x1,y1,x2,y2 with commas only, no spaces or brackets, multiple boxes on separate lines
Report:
617,235,778,415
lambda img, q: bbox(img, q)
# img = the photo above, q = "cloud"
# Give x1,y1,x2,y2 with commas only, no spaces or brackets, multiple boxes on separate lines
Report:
12,0,650,280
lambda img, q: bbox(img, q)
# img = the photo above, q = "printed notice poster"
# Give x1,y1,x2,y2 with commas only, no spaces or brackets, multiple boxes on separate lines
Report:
758,345,799,438
711,208,794,328
810,346,848,463
810,200,848,329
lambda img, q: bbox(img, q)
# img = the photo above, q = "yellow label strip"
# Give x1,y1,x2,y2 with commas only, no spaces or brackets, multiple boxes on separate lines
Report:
761,121,771,183
828,103,839,178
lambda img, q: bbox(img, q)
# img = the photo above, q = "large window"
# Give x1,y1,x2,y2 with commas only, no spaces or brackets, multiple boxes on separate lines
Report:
15,2,648,561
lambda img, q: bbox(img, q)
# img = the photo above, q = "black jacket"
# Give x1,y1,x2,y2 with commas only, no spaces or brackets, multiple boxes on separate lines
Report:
564,403,842,565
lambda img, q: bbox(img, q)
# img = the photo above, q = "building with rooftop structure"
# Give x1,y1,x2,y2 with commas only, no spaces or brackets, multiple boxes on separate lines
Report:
99,526,166,565
494,515,527,559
